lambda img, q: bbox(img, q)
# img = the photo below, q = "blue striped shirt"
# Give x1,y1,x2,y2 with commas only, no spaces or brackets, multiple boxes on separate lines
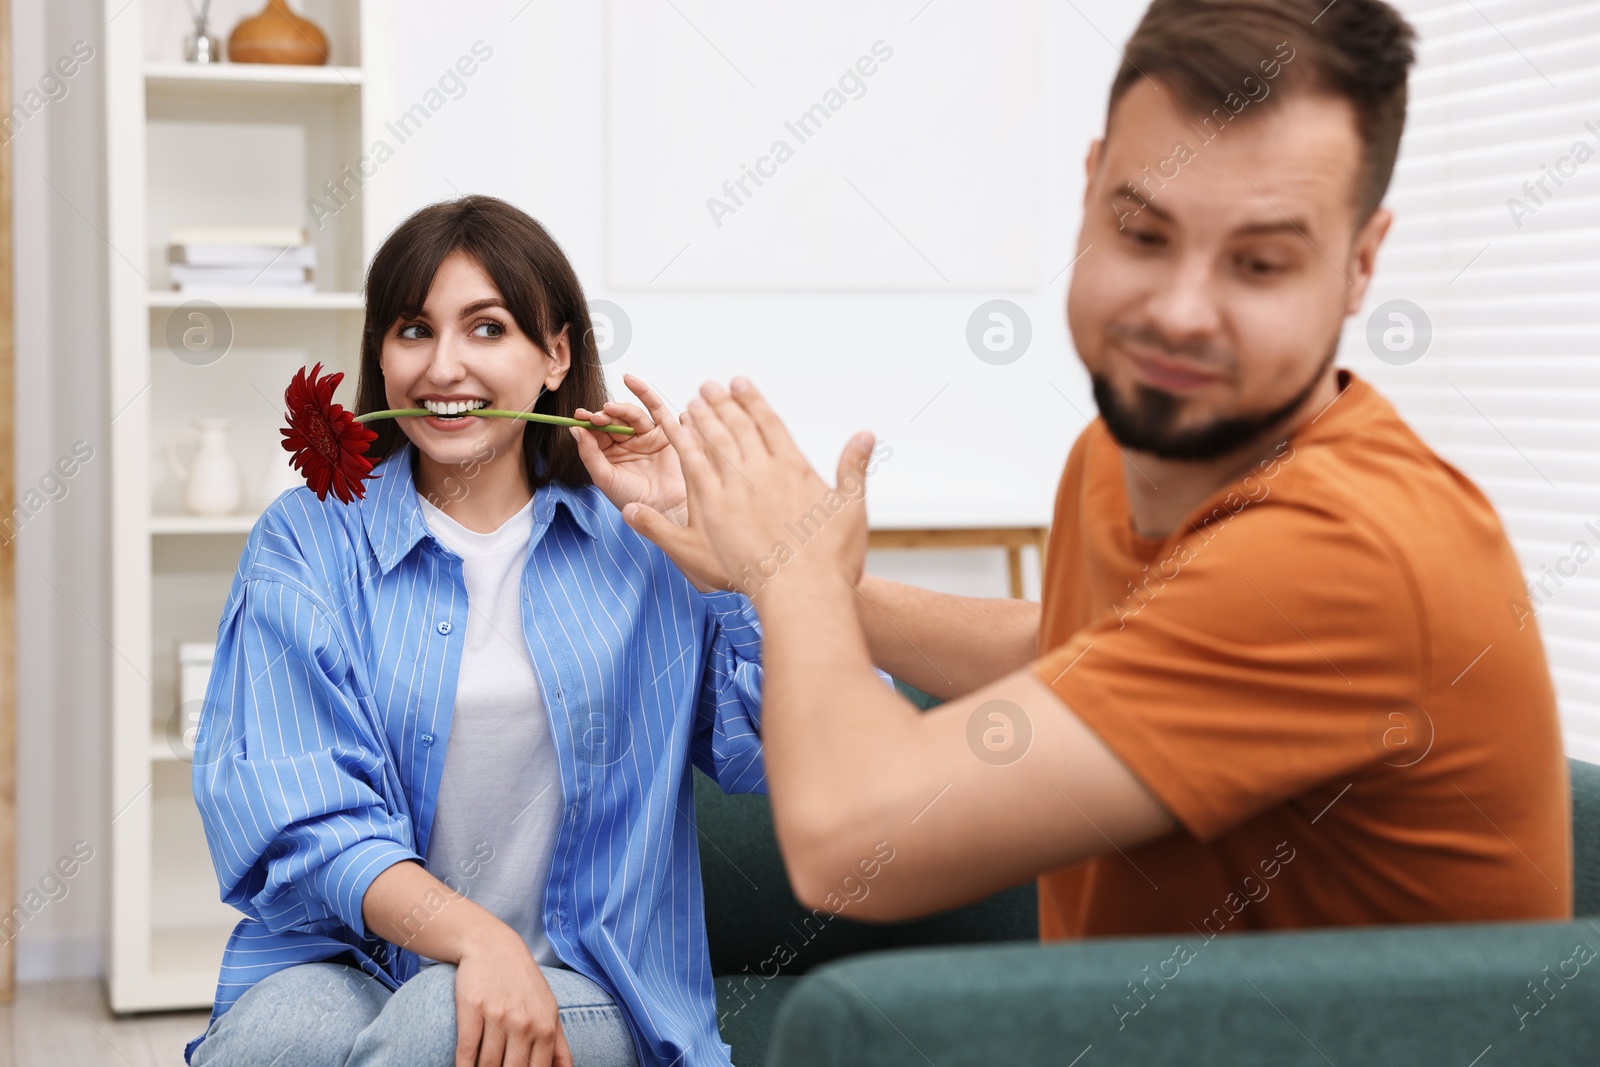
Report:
187,442,767,1067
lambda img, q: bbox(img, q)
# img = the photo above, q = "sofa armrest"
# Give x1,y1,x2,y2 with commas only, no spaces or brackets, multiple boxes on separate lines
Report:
769,920,1600,1066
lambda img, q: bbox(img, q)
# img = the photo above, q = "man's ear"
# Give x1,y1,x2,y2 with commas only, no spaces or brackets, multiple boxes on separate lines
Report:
544,324,573,392
1345,206,1394,316
1083,138,1105,212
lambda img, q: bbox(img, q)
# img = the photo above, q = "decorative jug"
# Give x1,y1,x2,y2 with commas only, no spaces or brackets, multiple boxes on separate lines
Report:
165,418,243,516
228,0,330,65
258,446,305,508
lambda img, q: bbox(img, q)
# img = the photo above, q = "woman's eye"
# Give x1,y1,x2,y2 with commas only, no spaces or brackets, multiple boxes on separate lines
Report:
472,320,506,338
397,323,429,340
1124,229,1166,248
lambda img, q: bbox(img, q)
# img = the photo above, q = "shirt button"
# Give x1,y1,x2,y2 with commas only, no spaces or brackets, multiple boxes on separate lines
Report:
420,733,434,745
436,620,452,635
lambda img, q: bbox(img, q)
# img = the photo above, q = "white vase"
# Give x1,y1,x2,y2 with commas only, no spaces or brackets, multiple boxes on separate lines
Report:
258,446,305,508
165,418,243,516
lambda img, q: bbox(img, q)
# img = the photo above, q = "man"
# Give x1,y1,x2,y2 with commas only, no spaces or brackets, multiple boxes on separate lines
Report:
579,0,1571,936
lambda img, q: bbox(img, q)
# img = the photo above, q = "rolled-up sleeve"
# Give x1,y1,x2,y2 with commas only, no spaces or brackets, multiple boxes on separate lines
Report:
193,578,421,940
690,589,767,795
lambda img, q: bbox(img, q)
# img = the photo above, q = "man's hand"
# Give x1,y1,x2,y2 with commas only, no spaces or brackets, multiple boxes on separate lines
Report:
651,378,876,601
647,383,1173,921
454,920,572,1067
570,373,730,592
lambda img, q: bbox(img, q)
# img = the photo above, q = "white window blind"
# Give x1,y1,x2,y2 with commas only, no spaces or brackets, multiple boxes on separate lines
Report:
1349,0,1600,762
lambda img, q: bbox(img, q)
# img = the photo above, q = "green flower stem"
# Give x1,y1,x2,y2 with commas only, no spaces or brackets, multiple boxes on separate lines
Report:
355,408,635,435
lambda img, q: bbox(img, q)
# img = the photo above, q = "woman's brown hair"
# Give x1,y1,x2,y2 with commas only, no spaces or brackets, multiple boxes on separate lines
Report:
355,195,606,490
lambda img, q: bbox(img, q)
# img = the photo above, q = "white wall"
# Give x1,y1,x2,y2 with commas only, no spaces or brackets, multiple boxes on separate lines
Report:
363,0,1144,530
12,0,1149,981
10,0,111,980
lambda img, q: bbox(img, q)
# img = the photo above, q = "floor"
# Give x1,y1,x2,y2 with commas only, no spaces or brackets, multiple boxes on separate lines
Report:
0,981,210,1066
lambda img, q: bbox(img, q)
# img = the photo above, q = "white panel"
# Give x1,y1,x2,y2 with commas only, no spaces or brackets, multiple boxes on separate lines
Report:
604,0,1040,290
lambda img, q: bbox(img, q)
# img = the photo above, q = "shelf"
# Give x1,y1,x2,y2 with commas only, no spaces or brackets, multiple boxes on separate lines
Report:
146,61,362,92
125,924,233,1011
148,290,364,311
150,514,259,535
151,923,232,975
151,721,183,763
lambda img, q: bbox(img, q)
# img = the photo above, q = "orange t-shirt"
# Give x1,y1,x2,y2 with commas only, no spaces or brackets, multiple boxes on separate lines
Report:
1032,370,1571,938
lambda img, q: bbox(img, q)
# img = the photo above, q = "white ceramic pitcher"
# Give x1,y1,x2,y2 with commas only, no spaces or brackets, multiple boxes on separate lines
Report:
165,418,243,516
257,446,305,508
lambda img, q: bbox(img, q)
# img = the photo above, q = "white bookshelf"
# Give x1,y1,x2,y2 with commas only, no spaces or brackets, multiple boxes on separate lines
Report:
146,514,261,535
144,60,365,87
103,0,396,1013
146,289,366,310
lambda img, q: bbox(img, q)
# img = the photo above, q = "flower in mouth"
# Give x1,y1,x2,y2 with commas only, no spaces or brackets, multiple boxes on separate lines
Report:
280,362,379,503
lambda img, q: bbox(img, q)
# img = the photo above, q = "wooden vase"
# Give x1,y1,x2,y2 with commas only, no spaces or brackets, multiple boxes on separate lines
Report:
227,0,330,66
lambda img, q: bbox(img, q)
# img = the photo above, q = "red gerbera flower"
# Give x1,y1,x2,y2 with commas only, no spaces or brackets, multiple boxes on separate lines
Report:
280,362,379,503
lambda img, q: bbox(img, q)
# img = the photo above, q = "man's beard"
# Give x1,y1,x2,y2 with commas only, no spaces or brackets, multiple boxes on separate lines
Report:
1091,346,1337,462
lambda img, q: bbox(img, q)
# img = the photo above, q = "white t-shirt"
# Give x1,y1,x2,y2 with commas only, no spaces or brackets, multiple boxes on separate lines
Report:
417,493,564,967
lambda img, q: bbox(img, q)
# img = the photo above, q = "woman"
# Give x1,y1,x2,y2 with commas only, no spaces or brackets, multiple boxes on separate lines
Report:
186,196,764,1067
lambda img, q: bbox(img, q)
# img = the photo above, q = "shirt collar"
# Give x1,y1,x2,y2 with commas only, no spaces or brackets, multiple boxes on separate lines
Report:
361,441,598,575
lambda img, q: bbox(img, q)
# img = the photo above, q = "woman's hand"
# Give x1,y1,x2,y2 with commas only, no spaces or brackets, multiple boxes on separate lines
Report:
361,862,571,1067
571,373,687,525
571,374,733,593
454,920,572,1067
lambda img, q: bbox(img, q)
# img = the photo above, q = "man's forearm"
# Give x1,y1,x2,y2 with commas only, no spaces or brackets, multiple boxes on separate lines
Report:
753,569,923,904
755,569,1176,922
854,572,1040,700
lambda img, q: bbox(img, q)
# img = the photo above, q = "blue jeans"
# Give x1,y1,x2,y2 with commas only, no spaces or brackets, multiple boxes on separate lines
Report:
190,961,640,1067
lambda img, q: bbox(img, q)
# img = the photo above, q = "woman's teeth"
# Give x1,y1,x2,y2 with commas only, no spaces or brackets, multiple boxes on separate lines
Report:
421,399,488,418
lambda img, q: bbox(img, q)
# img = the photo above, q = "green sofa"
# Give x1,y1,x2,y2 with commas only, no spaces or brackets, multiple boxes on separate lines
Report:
697,715,1600,1064
697,769,1038,1065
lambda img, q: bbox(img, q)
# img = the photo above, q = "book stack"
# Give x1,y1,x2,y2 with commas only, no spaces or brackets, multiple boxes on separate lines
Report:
168,224,316,294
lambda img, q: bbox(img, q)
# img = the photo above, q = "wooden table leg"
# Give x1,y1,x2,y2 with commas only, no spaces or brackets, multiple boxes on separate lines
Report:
868,526,1048,600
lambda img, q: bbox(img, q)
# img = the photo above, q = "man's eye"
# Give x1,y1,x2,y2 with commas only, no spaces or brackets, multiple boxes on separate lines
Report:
1124,229,1166,248
1239,256,1287,277
398,323,429,340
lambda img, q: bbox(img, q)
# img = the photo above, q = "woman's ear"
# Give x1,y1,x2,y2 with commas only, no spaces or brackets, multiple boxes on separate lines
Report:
544,324,572,392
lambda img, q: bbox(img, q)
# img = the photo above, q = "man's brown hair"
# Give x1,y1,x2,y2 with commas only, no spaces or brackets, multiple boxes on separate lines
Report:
1109,0,1417,220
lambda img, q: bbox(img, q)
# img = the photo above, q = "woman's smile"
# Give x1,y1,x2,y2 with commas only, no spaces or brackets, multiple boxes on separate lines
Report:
417,397,491,416
413,395,493,433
